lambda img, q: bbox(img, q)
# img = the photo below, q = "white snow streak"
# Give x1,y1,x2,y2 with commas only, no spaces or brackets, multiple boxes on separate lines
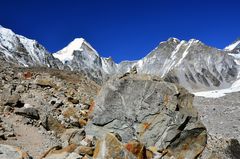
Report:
161,41,184,77
225,40,240,51
175,40,194,66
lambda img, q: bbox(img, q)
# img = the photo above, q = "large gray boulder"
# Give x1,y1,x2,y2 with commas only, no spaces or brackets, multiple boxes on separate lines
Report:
86,74,207,158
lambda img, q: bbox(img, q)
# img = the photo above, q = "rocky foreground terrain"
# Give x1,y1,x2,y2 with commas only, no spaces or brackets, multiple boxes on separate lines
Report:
0,60,239,159
0,60,100,158
0,25,240,159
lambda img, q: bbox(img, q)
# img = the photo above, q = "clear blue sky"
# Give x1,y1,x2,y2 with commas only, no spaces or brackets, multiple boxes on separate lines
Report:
0,0,240,62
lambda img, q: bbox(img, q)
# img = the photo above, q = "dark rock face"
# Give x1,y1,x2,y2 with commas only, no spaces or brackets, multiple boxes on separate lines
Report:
15,107,40,120
86,74,207,158
226,139,240,159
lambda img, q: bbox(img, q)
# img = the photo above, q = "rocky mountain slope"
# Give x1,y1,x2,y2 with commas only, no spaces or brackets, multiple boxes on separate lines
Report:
0,59,100,158
52,36,240,93
224,39,240,53
53,38,117,83
0,63,208,158
1,25,240,159
0,25,64,69
1,25,240,94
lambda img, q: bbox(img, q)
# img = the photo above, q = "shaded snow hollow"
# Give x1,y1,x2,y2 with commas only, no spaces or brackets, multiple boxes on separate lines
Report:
194,78,240,98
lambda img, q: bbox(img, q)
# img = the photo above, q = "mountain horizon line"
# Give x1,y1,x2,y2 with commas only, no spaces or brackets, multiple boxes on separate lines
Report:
1,24,239,63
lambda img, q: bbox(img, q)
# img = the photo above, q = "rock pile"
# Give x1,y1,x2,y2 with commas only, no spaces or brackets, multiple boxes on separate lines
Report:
0,62,100,158
0,61,207,159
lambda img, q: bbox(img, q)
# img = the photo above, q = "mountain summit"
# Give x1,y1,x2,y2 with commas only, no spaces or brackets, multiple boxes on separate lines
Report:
53,38,99,63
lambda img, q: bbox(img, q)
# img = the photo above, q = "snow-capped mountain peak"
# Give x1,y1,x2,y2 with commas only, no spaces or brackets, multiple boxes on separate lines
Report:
53,38,85,62
53,38,100,63
0,26,16,44
167,37,180,43
67,38,85,50
224,39,240,52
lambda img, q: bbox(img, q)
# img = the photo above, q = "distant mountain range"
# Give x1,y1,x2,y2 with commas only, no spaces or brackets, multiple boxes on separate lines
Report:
1,25,240,95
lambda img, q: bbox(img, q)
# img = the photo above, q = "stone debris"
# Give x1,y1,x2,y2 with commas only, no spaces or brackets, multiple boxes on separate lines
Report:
0,60,236,159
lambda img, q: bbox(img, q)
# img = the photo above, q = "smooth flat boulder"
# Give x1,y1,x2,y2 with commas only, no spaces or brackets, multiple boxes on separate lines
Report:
86,74,207,158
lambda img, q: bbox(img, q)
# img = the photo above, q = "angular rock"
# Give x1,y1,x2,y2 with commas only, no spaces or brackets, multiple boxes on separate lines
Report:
0,144,31,159
86,74,207,158
15,84,25,93
42,115,65,134
79,118,87,127
22,71,32,80
226,139,240,159
68,97,79,104
75,146,94,156
60,128,86,147
35,78,55,88
15,107,40,120
125,140,147,158
41,144,80,159
3,94,24,108
165,127,207,159
3,106,13,113
93,133,136,159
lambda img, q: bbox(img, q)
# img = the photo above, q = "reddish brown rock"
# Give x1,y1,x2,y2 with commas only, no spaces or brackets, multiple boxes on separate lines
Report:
23,71,32,80
75,146,94,156
125,140,147,159
93,133,136,159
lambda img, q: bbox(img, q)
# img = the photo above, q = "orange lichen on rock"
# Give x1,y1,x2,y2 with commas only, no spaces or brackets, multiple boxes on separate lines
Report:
143,122,151,130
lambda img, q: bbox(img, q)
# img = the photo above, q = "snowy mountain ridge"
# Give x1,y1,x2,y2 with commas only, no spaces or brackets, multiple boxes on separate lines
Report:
0,26,64,68
1,25,240,97
224,39,240,53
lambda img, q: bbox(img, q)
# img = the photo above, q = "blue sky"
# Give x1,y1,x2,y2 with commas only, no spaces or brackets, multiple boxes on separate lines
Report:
0,0,240,62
